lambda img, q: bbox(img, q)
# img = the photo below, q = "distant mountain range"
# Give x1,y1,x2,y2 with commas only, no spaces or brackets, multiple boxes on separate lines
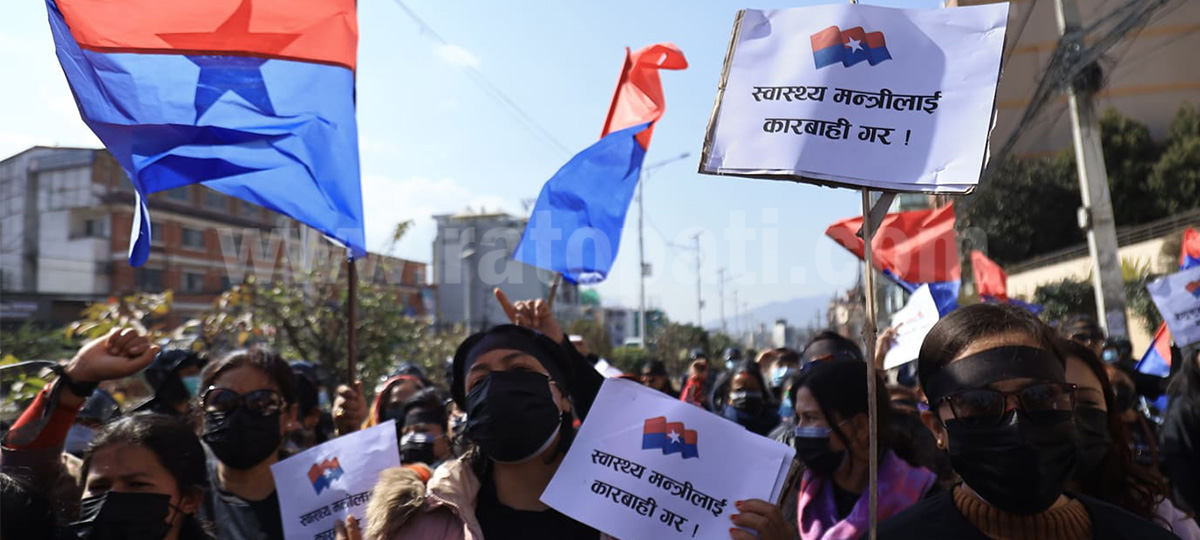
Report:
705,294,829,334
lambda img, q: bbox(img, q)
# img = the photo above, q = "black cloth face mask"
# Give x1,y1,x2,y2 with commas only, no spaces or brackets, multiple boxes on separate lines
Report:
71,491,174,540
945,409,1078,515
793,426,845,476
1073,406,1112,477
203,408,283,469
464,370,563,463
400,432,439,465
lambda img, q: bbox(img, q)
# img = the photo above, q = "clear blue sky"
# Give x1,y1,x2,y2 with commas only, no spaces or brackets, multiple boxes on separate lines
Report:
0,0,943,328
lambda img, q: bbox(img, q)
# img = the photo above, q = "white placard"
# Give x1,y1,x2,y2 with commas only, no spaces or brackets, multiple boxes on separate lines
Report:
700,3,1008,193
883,284,940,370
271,421,400,540
1147,266,1200,347
542,379,795,540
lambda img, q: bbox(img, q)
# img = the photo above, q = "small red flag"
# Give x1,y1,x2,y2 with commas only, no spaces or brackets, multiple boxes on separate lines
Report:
970,250,1008,302
600,43,688,149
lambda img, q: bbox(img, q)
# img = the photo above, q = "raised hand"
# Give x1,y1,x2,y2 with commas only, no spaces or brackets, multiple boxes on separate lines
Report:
333,381,367,435
64,328,159,384
494,288,565,344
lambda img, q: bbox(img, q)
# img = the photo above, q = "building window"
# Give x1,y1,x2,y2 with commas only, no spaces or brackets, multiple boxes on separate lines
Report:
150,221,164,244
239,200,261,218
182,271,205,293
136,268,163,292
203,190,226,211
181,227,205,250
165,186,190,202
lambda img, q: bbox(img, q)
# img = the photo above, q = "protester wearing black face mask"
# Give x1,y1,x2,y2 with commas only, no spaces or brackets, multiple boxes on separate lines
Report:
347,291,607,540
713,359,780,435
397,387,451,468
736,361,937,540
1105,367,1160,469
0,328,212,540
876,303,1176,540
1162,344,1200,517
196,347,297,540
1061,340,1199,537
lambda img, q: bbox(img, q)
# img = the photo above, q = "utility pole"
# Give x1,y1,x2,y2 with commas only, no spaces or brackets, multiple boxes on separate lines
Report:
637,169,647,346
693,233,703,327
733,289,741,338
638,152,690,346
1055,0,1129,337
717,268,727,335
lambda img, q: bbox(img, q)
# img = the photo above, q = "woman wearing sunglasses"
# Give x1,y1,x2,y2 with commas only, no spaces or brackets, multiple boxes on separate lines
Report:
195,346,296,540
877,303,1175,540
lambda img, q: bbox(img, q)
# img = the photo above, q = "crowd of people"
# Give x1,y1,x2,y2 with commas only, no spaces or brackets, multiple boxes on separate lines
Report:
1,290,1197,540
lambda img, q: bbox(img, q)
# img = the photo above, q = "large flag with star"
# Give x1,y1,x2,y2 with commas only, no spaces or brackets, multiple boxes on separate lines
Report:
46,0,365,266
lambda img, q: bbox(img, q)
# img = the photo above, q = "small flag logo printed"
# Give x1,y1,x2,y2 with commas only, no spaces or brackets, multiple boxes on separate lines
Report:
811,25,892,69
1186,279,1200,297
307,457,344,495
641,416,699,459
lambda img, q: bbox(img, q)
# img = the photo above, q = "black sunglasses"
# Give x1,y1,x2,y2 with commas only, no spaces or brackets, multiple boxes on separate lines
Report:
202,387,285,417
937,382,1077,428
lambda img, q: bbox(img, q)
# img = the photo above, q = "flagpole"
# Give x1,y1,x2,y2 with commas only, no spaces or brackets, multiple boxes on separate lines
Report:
860,188,880,540
347,254,358,384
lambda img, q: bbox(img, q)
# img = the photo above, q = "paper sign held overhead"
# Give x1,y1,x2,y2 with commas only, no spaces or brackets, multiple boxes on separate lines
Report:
1147,266,1200,348
699,3,1008,193
542,379,795,540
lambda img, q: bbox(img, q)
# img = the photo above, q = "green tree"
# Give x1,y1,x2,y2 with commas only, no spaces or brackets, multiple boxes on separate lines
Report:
1033,278,1096,324
960,157,1081,265
649,322,708,377
1149,137,1200,215
607,346,650,374
564,318,612,358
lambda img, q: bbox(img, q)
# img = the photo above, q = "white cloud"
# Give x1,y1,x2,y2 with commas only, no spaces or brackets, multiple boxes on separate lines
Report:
434,44,481,69
360,175,510,263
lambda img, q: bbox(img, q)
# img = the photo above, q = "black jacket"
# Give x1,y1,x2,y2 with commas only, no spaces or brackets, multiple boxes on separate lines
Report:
1161,397,1199,516
872,491,1180,540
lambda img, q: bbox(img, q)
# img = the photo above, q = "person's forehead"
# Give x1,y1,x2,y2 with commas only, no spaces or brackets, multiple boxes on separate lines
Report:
1065,356,1103,391
469,349,544,373
88,443,168,480
793,386,821,411
213,364,277,393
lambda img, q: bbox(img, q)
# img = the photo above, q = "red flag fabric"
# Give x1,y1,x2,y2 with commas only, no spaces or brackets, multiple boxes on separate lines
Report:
600,43,688,149
971,250,1008,302
1181,227,1200,268
824,204,961,284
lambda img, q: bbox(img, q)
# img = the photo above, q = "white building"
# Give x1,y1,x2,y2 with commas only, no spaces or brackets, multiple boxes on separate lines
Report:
431,210,577,332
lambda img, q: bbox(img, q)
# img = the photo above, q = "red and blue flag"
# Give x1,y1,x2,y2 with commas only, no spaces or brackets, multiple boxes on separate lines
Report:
512,44,686,284
642,416,698,459
307,457,344,495
811,25,892,69
46,0,365,266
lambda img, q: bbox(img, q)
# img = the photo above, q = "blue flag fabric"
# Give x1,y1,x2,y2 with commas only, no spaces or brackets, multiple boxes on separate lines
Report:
47,0,366,266
885,270,960,317
512,123,649,284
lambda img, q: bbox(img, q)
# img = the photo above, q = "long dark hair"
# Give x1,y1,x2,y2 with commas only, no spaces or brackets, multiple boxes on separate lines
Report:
794,360,896,458
200,346,296,404
1168,344,1200,404
1061,339,1167,523
82,412,213,540
710,359,775,412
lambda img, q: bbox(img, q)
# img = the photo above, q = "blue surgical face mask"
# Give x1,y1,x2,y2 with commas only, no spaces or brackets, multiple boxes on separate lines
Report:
180,375,201,398
770,365,796,387
1101,349,1119,364
318,390,331,410
778,396,794,419
65,424,97,456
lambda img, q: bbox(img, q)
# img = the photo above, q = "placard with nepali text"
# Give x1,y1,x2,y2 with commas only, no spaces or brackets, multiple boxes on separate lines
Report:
271,421,400,540
1147,266,1200,347
699,3,1008,193
542,379,795,540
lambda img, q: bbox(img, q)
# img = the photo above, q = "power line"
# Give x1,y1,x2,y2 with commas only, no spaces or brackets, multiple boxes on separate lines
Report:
387,0,573,158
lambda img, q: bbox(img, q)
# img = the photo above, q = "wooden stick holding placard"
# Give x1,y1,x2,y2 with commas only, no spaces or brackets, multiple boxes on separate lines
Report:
347,254,358,384
860,189,880,540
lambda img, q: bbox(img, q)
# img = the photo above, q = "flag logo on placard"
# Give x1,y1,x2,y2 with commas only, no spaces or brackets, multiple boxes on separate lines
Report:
811,25,892,69
642,416,699,459
307,458,344,494
1187,280,1200,297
